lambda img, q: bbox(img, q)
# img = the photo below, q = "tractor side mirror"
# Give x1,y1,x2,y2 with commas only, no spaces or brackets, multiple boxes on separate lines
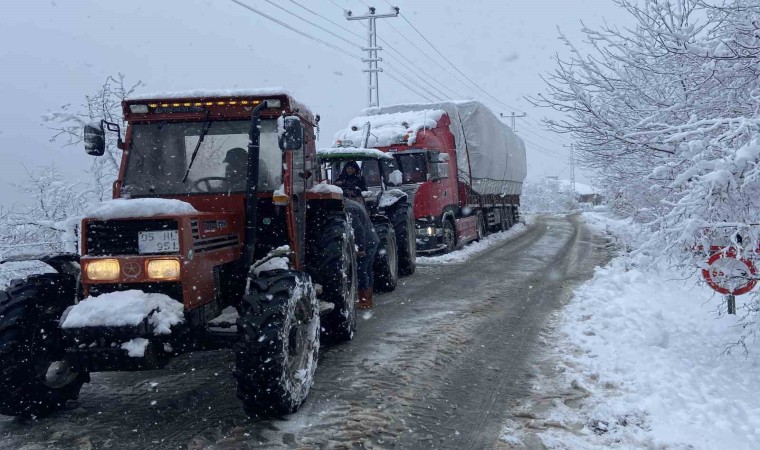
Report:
84,122,106,156
278,116,303,151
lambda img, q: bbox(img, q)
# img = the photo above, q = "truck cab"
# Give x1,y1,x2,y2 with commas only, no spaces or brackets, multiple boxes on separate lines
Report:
334,112,479,253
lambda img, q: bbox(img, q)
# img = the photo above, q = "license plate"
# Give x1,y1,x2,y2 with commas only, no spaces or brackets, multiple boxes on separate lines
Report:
138,230,180,254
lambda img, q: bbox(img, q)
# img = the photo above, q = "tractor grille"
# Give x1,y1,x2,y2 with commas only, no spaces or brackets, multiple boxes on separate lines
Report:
85,219,179,256
88,282,183,302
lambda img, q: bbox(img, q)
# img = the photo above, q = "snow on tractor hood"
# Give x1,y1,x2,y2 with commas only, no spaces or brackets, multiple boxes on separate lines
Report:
83,198,198,220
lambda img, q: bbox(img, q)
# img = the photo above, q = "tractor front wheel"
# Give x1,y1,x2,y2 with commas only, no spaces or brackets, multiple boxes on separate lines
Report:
0,273,88,417
234,270,320,418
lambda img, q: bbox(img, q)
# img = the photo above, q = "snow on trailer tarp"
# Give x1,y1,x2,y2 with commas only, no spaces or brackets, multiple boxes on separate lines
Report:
317,147,394,160
359,101,528,196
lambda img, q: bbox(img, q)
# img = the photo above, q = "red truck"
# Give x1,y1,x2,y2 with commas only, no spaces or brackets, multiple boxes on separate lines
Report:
334,101,527,253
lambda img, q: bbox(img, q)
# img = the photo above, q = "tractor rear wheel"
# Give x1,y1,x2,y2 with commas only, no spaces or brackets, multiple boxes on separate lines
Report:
0,273,88,417
314,212,358,343
389,204,416,276
234,270,319,418
373,221,398,292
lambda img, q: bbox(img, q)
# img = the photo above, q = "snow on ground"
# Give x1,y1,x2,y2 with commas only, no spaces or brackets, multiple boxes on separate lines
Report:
503,211,760,449
84,198,197,220
416,220,529,265
62,290,185,335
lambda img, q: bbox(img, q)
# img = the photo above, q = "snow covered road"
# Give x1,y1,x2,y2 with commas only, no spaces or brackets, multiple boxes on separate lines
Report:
0,215,611,449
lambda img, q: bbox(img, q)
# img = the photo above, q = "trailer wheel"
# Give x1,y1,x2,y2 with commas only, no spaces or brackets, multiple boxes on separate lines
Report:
443,218,457,252
475,211,487,241
234,270,319,418
373,222,398,292
505,206,515,229
314,212,358,343
0,273,88,417
389,204,416,276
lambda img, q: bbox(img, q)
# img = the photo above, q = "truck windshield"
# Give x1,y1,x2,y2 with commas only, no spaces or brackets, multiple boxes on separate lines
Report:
123,119,282,196
394,153,428,184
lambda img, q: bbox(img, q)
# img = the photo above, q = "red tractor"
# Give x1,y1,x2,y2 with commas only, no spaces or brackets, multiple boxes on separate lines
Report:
0,90,358,418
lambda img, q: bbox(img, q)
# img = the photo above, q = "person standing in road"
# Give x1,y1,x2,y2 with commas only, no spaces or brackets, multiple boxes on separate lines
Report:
343,187,378,309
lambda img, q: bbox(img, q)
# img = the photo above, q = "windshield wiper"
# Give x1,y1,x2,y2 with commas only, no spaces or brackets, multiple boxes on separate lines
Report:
182,116,212,183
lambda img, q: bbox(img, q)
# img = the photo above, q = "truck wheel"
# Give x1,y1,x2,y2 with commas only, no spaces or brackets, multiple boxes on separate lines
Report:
0,273,88,417
314,212,358,343
234,270,320,418
443,219,457,252
373,222,398,292
389,204,416,276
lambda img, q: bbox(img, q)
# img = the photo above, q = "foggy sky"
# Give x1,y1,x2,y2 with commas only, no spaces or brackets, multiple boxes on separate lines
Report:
0,0,632,206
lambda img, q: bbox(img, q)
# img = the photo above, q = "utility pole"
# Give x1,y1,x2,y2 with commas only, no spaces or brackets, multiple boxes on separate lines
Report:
564,143,576,194
499,112,527,132
346,6,399,108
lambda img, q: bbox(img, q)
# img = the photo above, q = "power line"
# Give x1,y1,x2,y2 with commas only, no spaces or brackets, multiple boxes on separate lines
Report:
229,0,435,103
228,0,363,61
397,13,526,114
320,0,466,100
385,72,435,102
261,0,363,50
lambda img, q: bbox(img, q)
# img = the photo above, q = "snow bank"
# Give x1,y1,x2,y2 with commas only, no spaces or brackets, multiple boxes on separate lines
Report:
309,181,343,195
317,147,394,160
531,212,760,449
84,198,197,220
61,290,185,335
333,109,445,148
417,221,528,265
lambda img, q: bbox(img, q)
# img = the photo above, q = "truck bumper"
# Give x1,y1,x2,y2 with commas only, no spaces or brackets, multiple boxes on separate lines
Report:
415,225,447,253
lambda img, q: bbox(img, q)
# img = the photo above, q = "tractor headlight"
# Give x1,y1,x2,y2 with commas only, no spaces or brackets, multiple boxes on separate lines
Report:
146,259,181,280
86,259,120,281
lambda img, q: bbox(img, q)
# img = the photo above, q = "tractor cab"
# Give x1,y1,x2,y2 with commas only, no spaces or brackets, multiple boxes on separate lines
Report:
316,147,404,216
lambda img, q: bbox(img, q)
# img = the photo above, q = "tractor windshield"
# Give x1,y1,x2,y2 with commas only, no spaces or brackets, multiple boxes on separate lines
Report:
122,119,282,196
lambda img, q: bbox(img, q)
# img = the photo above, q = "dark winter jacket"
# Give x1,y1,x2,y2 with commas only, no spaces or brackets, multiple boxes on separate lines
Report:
344,198,379,253
335,162,368,192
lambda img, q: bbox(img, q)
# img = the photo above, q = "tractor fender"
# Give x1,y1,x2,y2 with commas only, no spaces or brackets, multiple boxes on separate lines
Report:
0,253,80,277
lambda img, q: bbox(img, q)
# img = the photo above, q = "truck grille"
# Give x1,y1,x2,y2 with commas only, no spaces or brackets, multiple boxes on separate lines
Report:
85,219,179,256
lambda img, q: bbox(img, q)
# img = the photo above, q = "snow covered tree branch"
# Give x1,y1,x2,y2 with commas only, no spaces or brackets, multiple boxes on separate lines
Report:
537,0,760,349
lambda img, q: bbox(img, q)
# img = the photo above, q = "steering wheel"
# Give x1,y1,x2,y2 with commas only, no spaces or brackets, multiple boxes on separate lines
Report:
193,176,228,192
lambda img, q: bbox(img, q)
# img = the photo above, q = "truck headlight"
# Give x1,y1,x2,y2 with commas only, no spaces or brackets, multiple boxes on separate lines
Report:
146,259,180,280
86,259,120,281
416,227,437,236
